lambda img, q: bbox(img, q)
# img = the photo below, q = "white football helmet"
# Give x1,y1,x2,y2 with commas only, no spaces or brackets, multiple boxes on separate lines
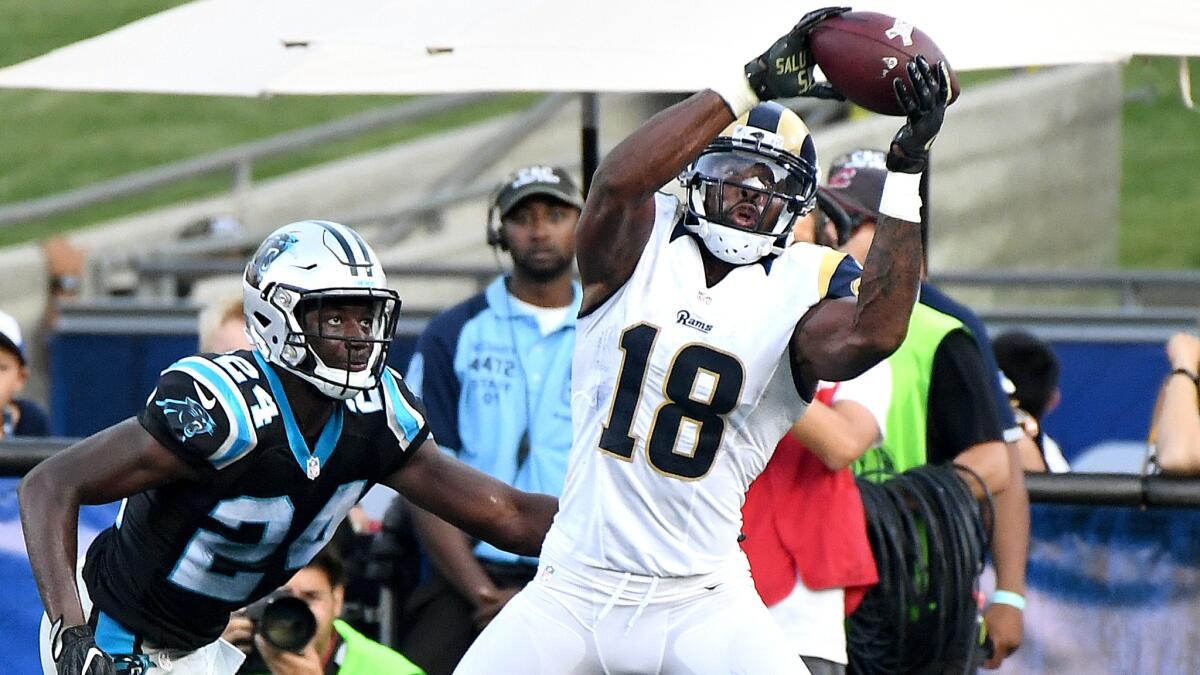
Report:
683,101,818,264
242,220,400,400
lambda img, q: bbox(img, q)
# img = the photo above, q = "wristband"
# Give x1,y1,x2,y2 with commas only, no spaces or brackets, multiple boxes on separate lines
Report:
711,73,760,118
990,590,1026,611
1170,368,1200,386
877,171,923,223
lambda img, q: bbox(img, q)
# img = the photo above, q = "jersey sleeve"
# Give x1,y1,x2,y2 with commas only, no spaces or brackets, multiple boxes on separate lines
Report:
376,367,433,476
816,250,863,300
138,356,258,472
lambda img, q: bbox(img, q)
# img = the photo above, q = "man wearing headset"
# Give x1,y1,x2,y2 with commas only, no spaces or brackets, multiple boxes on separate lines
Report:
399,165,583,675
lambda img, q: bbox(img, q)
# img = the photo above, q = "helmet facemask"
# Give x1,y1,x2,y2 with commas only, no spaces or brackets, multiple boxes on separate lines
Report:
694,149,806,223
682,102,819,265
255,284,400,400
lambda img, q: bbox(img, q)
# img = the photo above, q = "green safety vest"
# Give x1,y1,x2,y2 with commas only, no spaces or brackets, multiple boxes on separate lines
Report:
852,303,965,480
331,619,424,675
245,619,424,675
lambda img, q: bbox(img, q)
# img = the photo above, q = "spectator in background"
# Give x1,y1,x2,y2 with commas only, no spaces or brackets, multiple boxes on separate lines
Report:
225,545,424,675
42,236,86,303
0,310,54,675
0,310,50,440
199,296,253,353
820,149,1028,670
993,330,1069,472
399,165,582,675
38,236,87,377
1149,332,1200,474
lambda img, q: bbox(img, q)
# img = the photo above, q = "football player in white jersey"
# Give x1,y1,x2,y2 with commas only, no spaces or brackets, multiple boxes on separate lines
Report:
455,7,952,674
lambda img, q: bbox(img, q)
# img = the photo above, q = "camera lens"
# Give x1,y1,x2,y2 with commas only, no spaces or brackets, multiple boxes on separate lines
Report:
260,595,317,653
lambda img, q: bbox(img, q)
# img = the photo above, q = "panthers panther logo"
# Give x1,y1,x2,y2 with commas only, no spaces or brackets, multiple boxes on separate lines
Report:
246,232,299,287
156,396,216,440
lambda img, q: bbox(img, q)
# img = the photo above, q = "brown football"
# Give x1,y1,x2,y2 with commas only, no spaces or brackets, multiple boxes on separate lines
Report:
809,11,960,116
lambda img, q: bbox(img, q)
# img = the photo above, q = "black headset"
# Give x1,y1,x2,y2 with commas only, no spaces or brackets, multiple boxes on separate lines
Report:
485,183,509,251
486,204,508,251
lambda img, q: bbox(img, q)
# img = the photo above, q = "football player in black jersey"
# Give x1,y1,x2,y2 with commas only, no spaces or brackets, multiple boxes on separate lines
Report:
19,220,558,675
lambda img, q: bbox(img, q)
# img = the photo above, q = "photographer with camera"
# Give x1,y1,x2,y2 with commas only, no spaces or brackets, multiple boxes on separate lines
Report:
223,546,423,675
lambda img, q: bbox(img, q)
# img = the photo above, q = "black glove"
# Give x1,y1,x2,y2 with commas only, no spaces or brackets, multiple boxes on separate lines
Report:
54,625,116,675
886,55,950,173
744,6,850,101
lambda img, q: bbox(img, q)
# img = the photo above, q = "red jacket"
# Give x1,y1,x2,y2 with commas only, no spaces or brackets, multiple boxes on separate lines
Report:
740,386,878,615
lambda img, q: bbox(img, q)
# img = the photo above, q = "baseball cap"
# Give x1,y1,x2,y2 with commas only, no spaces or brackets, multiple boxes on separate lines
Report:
493,165,584,219
821,148,888,218
0,310,25,365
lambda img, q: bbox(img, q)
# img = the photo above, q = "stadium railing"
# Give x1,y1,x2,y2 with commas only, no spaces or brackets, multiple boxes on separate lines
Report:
119,262,1200,320
2,437,1198,508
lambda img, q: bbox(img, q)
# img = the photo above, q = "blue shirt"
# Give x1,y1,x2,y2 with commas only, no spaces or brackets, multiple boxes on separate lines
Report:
406,276,579,565
920,281,1020,437
4,399,49,437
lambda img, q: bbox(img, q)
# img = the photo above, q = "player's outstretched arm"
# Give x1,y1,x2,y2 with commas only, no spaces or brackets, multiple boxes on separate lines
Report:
576,93,733,314
384,439,557,557
18,419,198,663
792,56,949,384
577,7,850,315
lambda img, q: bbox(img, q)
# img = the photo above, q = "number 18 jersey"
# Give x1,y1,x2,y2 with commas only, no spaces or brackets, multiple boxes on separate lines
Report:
546,193,860,577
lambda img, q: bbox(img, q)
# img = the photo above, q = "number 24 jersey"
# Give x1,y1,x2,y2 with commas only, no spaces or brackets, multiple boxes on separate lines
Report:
546,193,860,577
83,349,429,650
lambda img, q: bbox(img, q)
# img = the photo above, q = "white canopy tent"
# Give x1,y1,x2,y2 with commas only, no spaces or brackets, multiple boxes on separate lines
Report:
0,0,1196,97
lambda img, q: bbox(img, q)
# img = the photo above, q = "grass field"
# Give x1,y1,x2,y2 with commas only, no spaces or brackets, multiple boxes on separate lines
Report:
0,2,1196,267
1119,56,1200,268
0,0,537,245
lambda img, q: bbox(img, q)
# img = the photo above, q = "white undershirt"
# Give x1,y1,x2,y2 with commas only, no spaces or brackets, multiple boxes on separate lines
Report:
508,295,572,336
826,358,893,443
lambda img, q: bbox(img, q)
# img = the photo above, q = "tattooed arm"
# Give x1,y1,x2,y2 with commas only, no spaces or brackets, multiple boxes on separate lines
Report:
790,56,950,388
791,213,922,387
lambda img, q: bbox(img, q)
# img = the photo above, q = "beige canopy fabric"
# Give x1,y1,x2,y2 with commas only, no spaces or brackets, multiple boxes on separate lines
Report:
0,0,1196,97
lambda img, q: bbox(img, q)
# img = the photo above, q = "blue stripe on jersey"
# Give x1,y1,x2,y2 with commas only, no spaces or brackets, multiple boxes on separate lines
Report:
253,352,344,475
94,611,136,656
825,255,864,300
171,358,254,466
382,369,423,445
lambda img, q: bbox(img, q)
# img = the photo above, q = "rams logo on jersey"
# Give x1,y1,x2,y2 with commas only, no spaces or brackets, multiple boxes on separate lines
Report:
155,396,217,440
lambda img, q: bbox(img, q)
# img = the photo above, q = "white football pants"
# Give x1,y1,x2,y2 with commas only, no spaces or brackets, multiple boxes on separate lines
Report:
454,548,810,675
